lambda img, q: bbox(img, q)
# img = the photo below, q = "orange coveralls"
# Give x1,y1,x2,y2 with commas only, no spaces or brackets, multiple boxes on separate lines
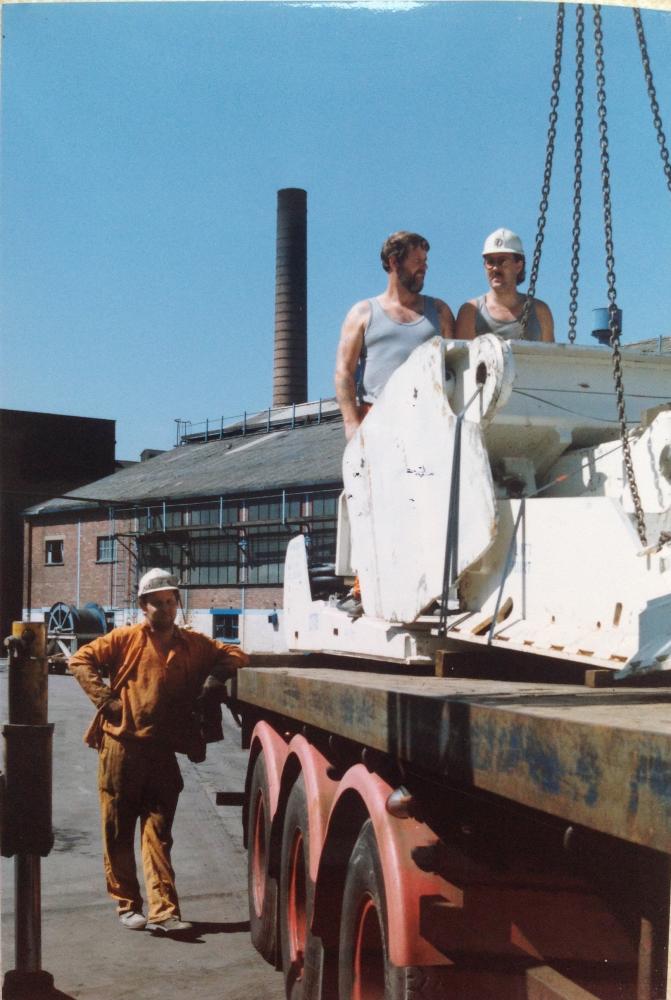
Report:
69,622,248,922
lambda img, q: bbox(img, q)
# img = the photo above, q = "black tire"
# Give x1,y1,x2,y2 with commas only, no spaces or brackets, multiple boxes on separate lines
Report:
279,775,323,1000
338,819,459,1000
247,752,278,964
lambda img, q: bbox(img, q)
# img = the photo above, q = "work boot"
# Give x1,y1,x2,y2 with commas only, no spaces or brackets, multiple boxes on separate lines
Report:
119,910,146,930
146,916,193,936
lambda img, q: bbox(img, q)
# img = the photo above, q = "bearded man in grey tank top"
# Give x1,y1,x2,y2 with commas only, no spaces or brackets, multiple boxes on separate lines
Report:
334,230,455,443
334,231,455,617
455,228,554,343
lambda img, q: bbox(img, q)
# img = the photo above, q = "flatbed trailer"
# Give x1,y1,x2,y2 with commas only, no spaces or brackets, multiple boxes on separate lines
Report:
234,659,671,1000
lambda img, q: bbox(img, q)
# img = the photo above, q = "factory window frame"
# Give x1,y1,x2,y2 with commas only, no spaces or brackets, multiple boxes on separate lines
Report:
246,499,282,523
285,496,303,521
311,494,338,518
245,526,298,585
96,536,117,563
191,502,238,527
190,535,239,585
137,540,185,580
165,509,183,528
45,539,64,565
306,527,337,567
138,507,185,532
213,612,240,642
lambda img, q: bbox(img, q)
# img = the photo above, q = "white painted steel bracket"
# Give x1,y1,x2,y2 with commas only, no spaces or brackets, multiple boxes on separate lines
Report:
283,336,671,674
343,337,497,623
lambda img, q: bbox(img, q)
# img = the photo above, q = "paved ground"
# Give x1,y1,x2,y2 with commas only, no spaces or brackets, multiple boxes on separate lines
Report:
1,662,285,1000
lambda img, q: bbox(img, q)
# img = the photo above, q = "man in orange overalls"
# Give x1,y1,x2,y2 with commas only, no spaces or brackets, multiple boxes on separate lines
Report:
69,568,248,936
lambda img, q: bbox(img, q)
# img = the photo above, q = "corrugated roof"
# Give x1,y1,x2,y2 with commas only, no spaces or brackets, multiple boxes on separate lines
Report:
25,418,346,516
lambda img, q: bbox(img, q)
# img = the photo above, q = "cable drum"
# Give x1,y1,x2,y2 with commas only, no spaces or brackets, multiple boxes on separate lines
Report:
46,602,108,638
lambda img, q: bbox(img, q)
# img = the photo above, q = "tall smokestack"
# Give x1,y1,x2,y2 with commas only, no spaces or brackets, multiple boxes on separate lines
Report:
273,188,307,406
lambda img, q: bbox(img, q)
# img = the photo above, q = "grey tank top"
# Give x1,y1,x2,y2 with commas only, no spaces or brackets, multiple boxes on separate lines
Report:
358,296,441,403
474,295,542,341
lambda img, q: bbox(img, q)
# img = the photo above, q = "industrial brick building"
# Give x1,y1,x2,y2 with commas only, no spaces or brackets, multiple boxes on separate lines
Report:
0,408,117,639
23,402,345,650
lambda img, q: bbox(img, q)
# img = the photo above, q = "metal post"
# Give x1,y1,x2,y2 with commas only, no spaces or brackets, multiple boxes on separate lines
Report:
638,915,654,1000
3,622,54,998
14,856,42,972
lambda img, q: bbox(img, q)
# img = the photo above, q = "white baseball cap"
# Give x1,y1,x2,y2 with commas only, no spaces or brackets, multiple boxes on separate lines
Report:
482,228,525,257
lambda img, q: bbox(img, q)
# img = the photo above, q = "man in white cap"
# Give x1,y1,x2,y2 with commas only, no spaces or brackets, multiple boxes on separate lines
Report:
455,228,554,342
69,567,248,936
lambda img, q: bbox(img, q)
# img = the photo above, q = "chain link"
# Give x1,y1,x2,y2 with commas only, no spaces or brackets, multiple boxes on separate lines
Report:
592,5,647,547
567,6,584,345
521,3,565,335
633,7,671,196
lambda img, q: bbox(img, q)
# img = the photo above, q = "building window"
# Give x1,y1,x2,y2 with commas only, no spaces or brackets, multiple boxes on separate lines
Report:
190,535,239,585
285,496,303,520
312,494,338,518
245,527,296,585
246,499,282,523
45,539,64,565
132,491,339,588
138,506,180,532
191,502,238,527
96,536,117,563
213,612,239,642
137,540,185,580
308,527,337,566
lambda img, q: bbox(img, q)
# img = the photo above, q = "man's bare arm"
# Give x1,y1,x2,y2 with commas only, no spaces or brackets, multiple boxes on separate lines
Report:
536,300,555,342
435,298,456,338
334,300,369,441
455,301,477,340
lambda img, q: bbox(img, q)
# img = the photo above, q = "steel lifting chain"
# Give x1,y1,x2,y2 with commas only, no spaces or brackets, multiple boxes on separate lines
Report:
521,3,565,335
567,5,584,345
592,5,647,547
633,6,671,196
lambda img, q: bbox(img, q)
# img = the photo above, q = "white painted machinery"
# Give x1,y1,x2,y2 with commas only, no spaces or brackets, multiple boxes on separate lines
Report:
284,335,671,678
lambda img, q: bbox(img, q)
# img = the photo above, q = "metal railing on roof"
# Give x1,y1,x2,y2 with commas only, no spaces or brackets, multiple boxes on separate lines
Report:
174,397,341,446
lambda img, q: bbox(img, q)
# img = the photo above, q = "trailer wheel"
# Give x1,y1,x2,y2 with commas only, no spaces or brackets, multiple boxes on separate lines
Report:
280,774,322,1000
247,752,278,964
338,819,455,1000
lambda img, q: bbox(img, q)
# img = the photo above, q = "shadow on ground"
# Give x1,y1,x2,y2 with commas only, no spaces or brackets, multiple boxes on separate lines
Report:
145,919,251,944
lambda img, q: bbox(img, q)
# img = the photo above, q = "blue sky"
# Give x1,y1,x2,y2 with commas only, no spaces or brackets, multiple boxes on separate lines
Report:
2,0,670,460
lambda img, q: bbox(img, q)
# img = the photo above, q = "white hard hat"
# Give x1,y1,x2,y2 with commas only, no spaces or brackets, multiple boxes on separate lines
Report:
482,228,525,257
138,567,179,598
